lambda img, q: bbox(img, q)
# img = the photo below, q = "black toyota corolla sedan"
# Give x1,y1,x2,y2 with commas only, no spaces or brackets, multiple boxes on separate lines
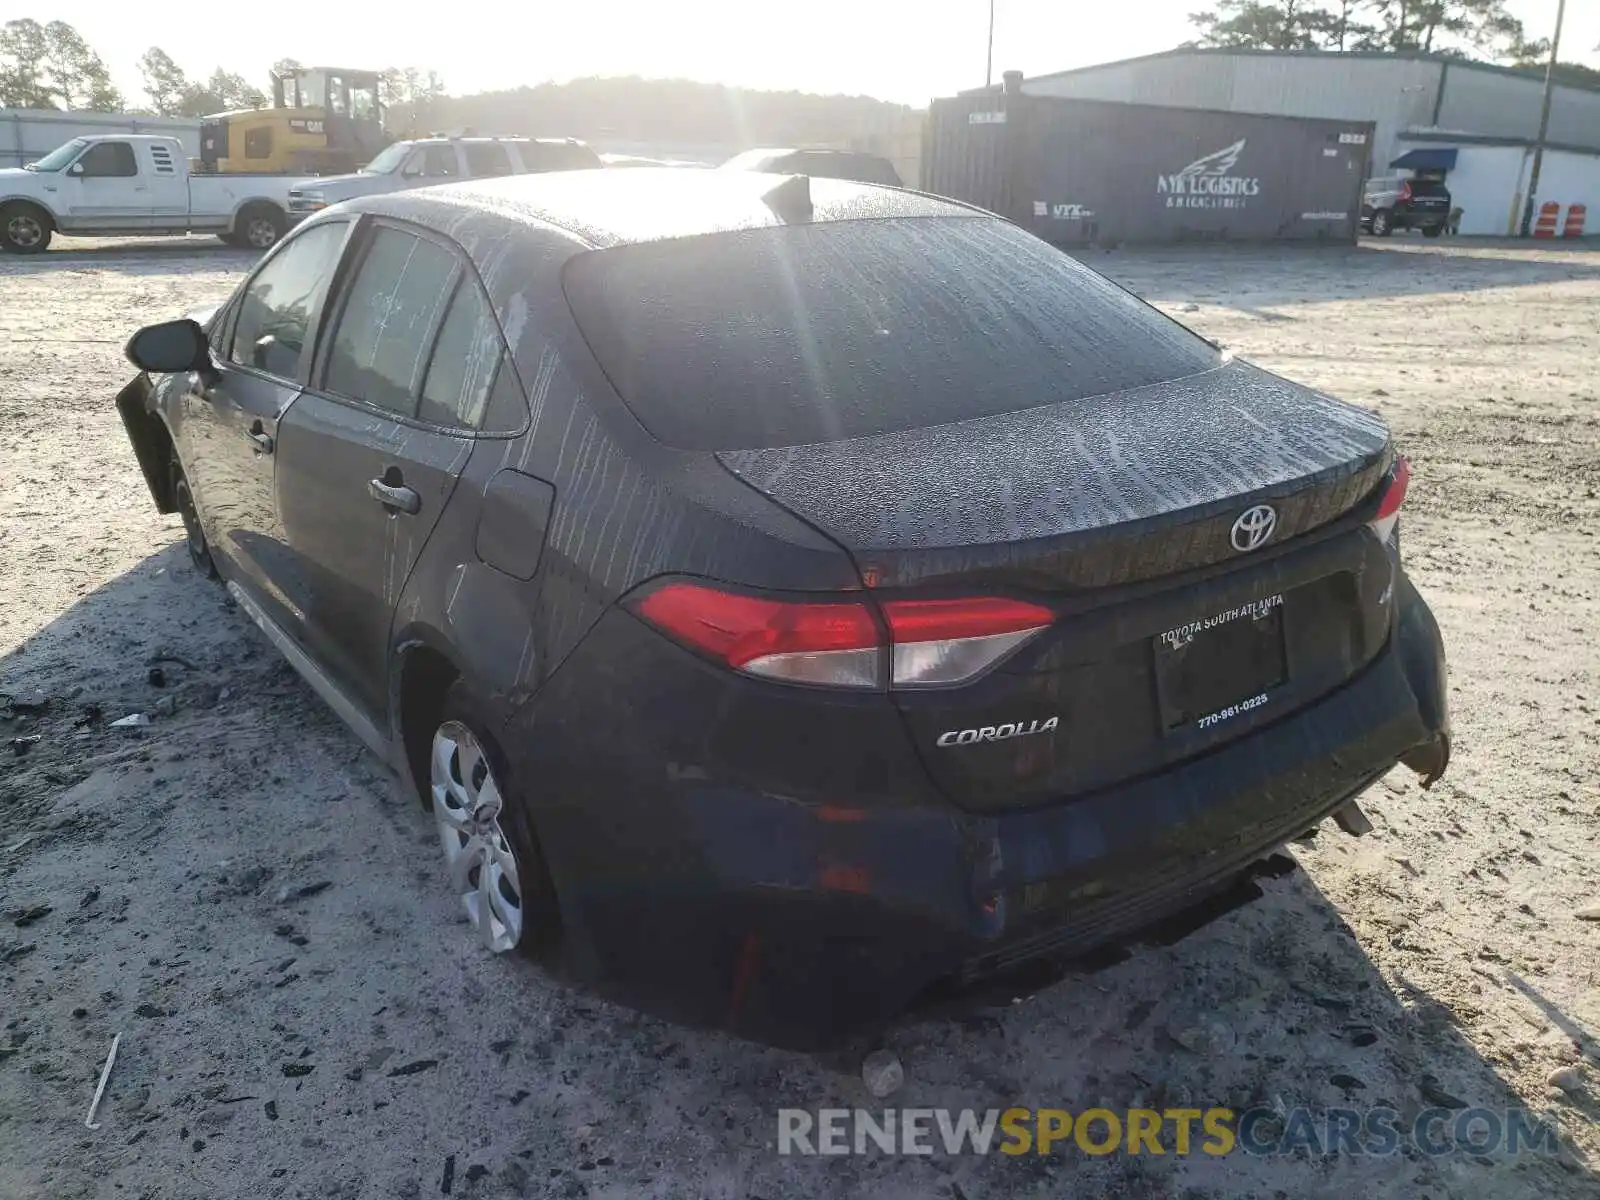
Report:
115,169,1449,1048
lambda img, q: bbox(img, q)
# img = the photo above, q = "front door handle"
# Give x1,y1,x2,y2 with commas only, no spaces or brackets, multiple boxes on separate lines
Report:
368,479,421,515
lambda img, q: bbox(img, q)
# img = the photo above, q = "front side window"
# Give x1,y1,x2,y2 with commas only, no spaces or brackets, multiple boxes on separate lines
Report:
351,84,379,122
323,227,458,416
228,222,347,379
78,141,137,178
407,145,458,179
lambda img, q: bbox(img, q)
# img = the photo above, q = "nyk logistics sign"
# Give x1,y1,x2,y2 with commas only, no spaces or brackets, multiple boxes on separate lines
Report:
1158,138,1261,209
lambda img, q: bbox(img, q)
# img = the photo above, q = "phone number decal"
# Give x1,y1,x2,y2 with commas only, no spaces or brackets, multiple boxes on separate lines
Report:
1197,692,1269,729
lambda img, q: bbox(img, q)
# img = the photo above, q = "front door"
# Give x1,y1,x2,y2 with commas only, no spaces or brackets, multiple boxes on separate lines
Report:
274,221,491,717
181,219,353,631
57,140,149,227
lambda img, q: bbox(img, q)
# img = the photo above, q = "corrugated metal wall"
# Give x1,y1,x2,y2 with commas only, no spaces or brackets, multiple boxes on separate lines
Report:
1,108,202,168
1021,52,1600,173
1437,68,1600,152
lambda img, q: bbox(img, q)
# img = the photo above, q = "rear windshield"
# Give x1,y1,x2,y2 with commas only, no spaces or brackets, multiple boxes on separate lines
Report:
1407,179,1449,197
562,217,1220,450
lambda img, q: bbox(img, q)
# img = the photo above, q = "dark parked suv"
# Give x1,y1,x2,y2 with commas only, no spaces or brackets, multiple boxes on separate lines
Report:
1361,174,1451,236
721,146,903,186
115,169,1449,1048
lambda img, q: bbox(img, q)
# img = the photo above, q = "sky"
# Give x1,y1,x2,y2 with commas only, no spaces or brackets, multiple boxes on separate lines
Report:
29,0,1600,108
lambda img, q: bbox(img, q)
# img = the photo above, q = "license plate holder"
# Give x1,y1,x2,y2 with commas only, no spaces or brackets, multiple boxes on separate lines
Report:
1155,603,1287,731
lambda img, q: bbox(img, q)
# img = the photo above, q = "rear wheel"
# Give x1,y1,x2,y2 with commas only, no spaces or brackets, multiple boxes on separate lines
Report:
427,680,560,958
234,204,286,251
171,460,218,579
1,202,53,254
1371,209,1394,237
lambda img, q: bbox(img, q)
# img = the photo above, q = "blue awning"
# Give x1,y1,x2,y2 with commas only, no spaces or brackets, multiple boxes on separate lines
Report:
1390,148,1459,171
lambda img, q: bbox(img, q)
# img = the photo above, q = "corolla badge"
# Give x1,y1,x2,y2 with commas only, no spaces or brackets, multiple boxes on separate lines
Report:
1230,504,1277,552
936,717,1060,748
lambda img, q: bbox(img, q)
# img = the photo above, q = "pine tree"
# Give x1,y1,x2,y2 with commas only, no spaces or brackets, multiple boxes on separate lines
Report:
139,47,189,116
0,19,57,109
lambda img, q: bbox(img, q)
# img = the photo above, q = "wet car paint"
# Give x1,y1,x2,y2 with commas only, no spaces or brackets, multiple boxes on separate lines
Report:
114,170,1450,1048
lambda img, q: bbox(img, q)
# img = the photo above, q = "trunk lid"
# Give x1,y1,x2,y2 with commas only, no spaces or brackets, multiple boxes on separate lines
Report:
719,362,1396,812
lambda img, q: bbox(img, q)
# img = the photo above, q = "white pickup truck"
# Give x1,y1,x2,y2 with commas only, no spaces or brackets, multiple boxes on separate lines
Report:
0,134,295,254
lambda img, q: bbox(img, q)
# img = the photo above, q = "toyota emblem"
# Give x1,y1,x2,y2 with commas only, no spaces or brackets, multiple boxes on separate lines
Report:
1230,504,1277,552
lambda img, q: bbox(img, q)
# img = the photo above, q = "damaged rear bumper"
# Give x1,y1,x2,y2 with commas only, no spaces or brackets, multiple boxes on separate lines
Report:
532,573,1449,1050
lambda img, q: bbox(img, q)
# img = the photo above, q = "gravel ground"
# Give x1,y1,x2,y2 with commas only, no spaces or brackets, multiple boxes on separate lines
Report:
1,233,1597,1200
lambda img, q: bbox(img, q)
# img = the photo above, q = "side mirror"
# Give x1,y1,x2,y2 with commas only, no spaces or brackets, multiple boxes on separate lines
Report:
125,319,211,374
68,162,84,176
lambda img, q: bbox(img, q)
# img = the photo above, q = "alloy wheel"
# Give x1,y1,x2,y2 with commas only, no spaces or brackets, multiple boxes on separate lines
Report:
431,721,523,953
246,217,279,249
7,214,43,248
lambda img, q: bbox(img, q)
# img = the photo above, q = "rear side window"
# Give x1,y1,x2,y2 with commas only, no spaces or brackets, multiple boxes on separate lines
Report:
229,221,347,378
563,217,1220,451
463,142,514,178
524,142,601,172
245,127,273,160
323,228,458,415
419,278,504,428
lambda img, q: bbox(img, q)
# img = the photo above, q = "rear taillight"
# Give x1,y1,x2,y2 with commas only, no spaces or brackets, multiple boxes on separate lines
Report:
629,582,1054,689
1400,181,1413,202
881,597,1056,687
1369,455,1410,545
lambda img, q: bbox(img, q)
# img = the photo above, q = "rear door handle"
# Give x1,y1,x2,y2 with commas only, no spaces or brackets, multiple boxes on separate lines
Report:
368,479,421,515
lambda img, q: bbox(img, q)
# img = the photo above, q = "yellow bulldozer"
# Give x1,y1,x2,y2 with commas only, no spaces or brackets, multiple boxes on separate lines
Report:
197,66,388,176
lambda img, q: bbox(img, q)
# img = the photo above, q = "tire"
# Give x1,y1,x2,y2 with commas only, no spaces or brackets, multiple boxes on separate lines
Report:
1422,224,1443,238
171,459,218,579
0,202,53,254
1370,209,1394,237
234,204,286,251
425,679,561,959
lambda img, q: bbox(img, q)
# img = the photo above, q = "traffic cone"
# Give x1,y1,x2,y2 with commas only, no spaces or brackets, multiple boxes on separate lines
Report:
1562,204,1587,238
1533,202,1560,238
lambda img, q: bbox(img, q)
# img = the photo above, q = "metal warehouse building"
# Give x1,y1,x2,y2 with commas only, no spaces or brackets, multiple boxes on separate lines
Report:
1005,48,1600,236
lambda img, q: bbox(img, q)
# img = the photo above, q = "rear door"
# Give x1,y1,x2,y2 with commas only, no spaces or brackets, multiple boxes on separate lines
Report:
273,219,501,718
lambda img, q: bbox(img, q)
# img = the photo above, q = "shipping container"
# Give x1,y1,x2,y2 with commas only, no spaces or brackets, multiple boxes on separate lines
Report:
923,84,1376,245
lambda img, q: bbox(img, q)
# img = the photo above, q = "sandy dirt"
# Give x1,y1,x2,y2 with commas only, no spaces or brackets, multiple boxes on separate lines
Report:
1,233,1597,1199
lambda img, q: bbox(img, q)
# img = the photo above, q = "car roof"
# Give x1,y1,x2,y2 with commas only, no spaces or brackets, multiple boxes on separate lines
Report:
347,167,979,250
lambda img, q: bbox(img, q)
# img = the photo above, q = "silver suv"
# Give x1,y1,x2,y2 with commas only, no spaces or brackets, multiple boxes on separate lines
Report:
288,136,600,220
